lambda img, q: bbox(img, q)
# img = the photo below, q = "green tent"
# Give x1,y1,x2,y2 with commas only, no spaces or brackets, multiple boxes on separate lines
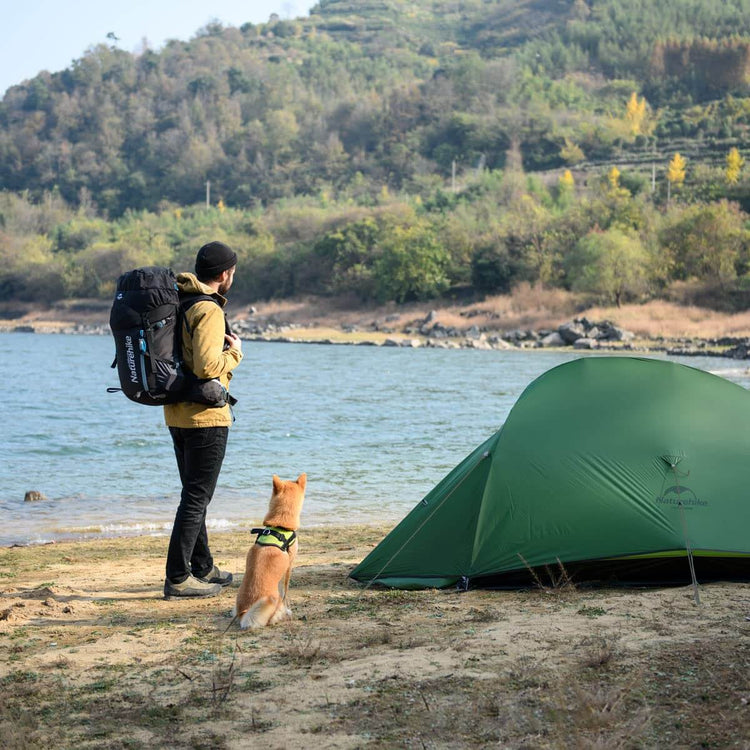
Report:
350,357,750,589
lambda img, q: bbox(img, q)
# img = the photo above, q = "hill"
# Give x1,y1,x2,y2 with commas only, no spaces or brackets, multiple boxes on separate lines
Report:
3,0,750,214
3,1,750,316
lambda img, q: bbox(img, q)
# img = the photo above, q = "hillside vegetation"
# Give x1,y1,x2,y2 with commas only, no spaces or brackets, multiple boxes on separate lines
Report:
3,0,750,311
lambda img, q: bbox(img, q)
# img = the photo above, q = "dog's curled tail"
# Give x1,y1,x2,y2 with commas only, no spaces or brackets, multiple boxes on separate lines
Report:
238,595,279,629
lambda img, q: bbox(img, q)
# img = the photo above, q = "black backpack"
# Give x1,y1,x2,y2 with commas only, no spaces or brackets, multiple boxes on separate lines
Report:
108,266,236,407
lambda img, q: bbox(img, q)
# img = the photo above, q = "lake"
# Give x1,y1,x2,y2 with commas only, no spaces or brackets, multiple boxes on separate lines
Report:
2,332,749,546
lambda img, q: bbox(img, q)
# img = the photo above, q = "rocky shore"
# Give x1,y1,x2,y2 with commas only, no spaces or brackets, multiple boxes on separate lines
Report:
7,309,750,359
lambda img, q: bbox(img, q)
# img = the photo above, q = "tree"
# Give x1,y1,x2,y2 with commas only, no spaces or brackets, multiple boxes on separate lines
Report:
659,201,749,284
566,228,650,306
560,138,585,165
667,152,686,203
726,147,744,185
373,220,450,303
559,169,575,190
608,166,621,190
625,92,647,136
471,241,514,293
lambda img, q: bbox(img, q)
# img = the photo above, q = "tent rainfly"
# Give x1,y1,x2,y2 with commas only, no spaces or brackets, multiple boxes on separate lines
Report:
350,357,750,589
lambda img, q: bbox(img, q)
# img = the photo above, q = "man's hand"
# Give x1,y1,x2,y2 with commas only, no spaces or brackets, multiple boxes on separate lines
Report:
225,333,242,354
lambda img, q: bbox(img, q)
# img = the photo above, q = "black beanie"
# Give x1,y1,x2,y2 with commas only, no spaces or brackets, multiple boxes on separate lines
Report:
195,241,238,279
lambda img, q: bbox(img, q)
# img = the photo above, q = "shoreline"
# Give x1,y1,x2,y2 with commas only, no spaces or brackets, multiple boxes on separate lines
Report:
3,316,750,359
4,292,750,358
1,528,748,748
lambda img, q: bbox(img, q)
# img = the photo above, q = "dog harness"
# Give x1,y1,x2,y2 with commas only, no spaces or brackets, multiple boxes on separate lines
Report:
251,526,297,552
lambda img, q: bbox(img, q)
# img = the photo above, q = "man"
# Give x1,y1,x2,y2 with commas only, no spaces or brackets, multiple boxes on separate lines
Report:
163,241,243,599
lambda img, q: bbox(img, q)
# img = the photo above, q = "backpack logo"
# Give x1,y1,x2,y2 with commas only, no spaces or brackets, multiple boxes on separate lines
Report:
124,335,139,384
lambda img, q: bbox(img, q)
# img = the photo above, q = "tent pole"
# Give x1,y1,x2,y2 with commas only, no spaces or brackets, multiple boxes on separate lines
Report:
678,501,701,606
669,463,700,606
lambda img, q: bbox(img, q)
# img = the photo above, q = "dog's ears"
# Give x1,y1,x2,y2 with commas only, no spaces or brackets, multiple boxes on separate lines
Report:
272,474,283,493
296,473,307,491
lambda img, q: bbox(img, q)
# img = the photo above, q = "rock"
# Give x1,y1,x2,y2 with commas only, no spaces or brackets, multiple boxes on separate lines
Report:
597,321,634,342
14,325,35,333
540,332,566,347
427,324,448,339
558,321,586,344
423,310,438,325
383,338,400,347
24,491,47,503
384,314,400,323
466,338,492,350
487,336,514,349
465,325,482,340
573,338,598,349
726,343,750,359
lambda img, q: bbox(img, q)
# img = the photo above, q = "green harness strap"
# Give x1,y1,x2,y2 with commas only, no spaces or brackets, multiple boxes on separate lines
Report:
251,526,297,552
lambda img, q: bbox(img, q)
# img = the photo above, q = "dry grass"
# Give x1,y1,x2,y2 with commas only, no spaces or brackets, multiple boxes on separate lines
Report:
584,299,750,339
238,283,581,334
237,285,750,340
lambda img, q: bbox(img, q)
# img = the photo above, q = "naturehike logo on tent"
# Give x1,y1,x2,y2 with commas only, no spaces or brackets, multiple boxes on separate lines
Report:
656,485,707,508
124,335,138,384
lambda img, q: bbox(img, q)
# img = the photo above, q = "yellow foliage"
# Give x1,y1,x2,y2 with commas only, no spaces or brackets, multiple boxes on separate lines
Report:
625,92,647,136
559,170,575,190
608,166,621,190
560,137,585,165
217,199,226,213
726,147,744,184
667,153,687,185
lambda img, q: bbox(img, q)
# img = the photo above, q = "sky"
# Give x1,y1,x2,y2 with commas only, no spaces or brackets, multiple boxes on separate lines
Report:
1,0,313,95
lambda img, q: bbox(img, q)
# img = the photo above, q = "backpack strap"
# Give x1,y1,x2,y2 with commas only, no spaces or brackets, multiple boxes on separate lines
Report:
177,293,239,409
179,294,231,336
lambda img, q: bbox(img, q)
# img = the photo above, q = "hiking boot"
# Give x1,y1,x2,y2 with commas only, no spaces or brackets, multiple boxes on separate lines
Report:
163,575,222,600
197,565,233,587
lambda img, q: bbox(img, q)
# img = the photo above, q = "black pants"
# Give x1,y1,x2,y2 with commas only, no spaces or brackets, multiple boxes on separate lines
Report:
166,426,228,583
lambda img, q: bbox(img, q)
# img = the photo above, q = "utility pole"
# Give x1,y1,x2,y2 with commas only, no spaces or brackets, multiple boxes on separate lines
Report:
206,180,211,208
651,163,656,193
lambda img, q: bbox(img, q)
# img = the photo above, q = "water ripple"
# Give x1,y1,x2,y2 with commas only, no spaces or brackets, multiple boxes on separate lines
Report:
2,333,749,545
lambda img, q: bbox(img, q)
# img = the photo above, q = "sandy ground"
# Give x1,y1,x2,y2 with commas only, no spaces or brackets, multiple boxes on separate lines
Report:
1,527,749,749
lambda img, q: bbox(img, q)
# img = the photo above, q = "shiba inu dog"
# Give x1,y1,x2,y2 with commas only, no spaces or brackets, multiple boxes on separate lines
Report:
233,474,306,629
